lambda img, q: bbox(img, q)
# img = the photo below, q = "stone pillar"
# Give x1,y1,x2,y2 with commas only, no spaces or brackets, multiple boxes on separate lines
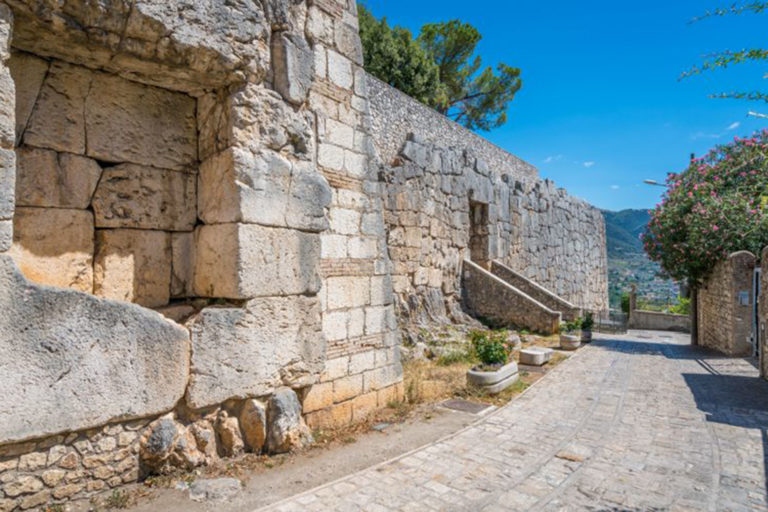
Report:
629,284,637,316
0,3,14,253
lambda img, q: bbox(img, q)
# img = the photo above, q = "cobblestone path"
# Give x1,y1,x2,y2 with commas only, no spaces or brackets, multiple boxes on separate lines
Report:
260,332,768,511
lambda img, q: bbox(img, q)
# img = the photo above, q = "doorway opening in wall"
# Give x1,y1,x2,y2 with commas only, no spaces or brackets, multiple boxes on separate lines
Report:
469,201,490,266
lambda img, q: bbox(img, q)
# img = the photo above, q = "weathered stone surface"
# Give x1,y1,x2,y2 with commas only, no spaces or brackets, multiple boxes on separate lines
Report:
194,223,320,299
266,388,313,454
198,148,330,232
171,232,195,298
0,255,190,444
23,62,91,154
8,52,49,146
272,31,313,105
8,0,271,93
0,148,15,220
0,219,10,253
139,415,205,474
215,411,244,457
0,66,13,151
91,164,196,231
85,73,198,171
94,229,172,308
190,420,218,462
8,207,94,292
15,147,102,209
239,399,267,453
186,296,325,409
188,478,242,503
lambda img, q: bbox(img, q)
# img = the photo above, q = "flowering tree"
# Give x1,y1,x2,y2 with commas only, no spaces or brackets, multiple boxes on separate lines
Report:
643,130,768,285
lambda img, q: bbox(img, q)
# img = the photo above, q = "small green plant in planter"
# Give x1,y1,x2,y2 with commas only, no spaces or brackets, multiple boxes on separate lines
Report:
581,312,594,343
466,330,519,394
559,318,582,350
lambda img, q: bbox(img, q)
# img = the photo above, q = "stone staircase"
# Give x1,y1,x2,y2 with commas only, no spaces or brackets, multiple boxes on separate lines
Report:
462,259,581,334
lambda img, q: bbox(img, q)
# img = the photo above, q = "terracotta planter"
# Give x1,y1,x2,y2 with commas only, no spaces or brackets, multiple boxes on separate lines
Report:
581,329,592,343
559,333,581,350
467,361,519,394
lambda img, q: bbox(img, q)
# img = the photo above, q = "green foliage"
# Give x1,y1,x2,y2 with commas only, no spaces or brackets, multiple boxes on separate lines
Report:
620,292,631,314
469,330,510,366
560,318,582,334
358,6,441,104
682,3,768,104
668,297,692,316
358,4,522,131
581,312,594,331
644,131,768,285
418,21,522,130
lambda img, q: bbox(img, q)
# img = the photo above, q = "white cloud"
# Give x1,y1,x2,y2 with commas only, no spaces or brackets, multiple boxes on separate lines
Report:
727,121,741,131
610,185,620,190
690,131,721,140
543,154,563,164
583,161,595,168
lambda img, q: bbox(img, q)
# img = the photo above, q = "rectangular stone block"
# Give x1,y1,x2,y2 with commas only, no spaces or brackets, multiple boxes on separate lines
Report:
302,382,334,413
350,391,378,422
305,401,352,430
8,52,49,146
23,62,91,154
0,255,190,445
320,356,349,383
348,350,375,375
519,347,553,366
94,229,171,308
171,232,195,298
91,163,196,231
85,73,197,171
186,296,325,409
9,208,94,292
194,223,321,299
0,66,13,150
198,147,331,232
322,310,348,342
333,374,363,403
326,276,369,310
15,147,102,209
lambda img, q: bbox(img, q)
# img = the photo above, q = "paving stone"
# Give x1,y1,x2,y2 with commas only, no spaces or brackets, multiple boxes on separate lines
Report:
258,331,768,511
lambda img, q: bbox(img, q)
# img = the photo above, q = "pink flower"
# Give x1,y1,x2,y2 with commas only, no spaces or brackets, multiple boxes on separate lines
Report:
713,225,719,231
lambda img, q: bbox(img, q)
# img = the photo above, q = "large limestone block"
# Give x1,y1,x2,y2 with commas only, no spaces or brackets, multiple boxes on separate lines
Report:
9,207,94,292
8,52,49,146
171,232,195,298
186,296,325,409
24,62,91,154
198,148,330,232
0,255,190,445
194,223,321,299
0,64,13,150
85,73,197,171
271,32,314,105
16,147,102,209
91,164,196,231
94,229,172,308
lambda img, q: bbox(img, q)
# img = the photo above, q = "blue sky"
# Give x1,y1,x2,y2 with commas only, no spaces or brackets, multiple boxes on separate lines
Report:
360,0,768,211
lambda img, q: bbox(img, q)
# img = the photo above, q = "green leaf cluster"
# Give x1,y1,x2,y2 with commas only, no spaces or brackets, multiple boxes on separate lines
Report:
358,4,522,131
469,330,509,366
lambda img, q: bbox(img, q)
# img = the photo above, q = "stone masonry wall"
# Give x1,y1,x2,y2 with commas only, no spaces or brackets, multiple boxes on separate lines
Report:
698,251,756,357
0,1,402,510
375,127,608,331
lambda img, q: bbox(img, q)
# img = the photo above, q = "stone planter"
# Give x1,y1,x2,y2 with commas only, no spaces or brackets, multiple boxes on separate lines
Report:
467,361,519,394
581,329,592,343
559,333,581,350
519,347,553,366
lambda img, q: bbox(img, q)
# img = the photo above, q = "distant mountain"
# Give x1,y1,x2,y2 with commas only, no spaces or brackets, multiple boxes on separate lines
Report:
602,209,650,257
601,209,679,309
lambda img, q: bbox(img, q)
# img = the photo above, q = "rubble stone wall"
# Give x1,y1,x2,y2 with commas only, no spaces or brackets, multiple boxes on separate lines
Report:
698,251,756,357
